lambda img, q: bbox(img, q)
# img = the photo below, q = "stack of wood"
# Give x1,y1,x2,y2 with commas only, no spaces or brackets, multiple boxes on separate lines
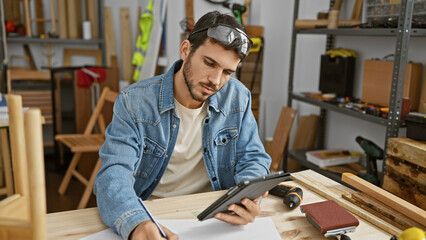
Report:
383,137,426,210
239,26,264,123
341,172,426,233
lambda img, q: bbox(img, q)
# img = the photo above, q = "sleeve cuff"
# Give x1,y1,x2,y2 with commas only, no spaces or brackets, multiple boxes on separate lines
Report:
115,210,149,240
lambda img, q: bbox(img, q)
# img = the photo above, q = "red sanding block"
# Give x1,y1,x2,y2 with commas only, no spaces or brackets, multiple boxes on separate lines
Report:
300,200,359,237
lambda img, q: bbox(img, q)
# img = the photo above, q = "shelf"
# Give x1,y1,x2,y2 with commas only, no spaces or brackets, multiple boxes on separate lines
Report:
290,92,406,126
7,37,104,44
295,28,426,37
288,149,356,189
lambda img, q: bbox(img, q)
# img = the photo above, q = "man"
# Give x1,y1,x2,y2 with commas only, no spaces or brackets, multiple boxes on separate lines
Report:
94,11,271,240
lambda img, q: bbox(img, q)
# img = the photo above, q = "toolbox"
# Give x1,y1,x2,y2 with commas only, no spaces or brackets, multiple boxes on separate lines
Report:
319,55,355,97
405,112,426,141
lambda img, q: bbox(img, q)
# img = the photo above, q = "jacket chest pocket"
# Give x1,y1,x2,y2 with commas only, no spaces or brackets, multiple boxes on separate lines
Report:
214,127,238,171
135,137,165,178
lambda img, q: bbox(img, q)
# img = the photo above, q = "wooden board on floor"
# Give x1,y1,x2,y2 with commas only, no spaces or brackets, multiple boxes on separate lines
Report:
86,0,98,39
342,173,426,226
120,8,132,81
268,107,296,172
292,170,403,236
287,114,319,171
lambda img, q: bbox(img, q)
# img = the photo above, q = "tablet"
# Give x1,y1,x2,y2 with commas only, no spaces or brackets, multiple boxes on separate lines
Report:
197,171,291,221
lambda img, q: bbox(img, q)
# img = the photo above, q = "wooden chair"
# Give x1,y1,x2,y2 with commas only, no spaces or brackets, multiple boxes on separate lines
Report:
6,69,54,147
56,87,119,209
0,95,46,239
268,107,296,172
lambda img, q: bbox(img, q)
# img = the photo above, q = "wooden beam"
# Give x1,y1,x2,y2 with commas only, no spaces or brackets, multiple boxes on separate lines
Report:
120,8,132,82
23,0,32,37
104,7,117,67
351,0,363,20
268,107,296,172
342,173,426,226
67,0,79,38
50,0,57,34
58,0,68,38
185,0,193,22
35,0,45,35
242,0,251,26
86,0,98,39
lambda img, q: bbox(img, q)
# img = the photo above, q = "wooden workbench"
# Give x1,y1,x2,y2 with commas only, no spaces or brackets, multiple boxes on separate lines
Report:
46,170,396,239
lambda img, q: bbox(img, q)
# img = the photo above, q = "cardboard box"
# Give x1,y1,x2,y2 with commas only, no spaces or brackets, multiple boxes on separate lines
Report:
362,60,423,111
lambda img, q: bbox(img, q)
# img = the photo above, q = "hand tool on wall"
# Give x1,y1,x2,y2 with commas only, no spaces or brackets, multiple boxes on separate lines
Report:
270,183,303,209
355,136,383,186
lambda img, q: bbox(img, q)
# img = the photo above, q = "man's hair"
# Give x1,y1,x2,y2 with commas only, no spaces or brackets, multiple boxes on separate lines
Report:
187,11,248,60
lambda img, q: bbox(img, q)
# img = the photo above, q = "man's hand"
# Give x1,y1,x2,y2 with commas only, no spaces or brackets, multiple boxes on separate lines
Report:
131,220,178,240
214,191,268,225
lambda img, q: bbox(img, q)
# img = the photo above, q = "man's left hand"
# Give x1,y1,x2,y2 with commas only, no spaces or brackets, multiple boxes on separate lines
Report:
214,191,268,225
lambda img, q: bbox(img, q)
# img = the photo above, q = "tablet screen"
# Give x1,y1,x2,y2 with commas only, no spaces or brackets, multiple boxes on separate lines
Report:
197,171,291,221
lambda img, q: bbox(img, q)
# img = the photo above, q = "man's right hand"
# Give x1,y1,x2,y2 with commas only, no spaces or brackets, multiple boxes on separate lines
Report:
131,220,178,240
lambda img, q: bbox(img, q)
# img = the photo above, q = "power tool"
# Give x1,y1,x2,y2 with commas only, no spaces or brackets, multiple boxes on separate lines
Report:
270,183,303,209
355,136,383,186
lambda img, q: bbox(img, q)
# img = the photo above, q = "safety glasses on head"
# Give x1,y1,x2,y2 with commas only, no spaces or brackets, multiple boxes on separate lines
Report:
188,23,253,58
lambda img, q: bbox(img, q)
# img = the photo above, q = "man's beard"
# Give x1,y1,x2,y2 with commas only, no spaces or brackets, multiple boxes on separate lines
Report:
183,54,219,103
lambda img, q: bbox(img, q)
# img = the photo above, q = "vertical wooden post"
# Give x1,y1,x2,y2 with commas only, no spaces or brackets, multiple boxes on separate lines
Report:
23,0,32,36
120,8,131,82
86,0,98,39
58,0,68,38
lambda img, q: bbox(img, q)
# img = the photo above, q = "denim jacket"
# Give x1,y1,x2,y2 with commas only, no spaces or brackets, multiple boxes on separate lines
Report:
94,60,271,240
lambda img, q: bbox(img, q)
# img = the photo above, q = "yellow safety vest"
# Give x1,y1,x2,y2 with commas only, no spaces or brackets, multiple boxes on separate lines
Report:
132,0,153,82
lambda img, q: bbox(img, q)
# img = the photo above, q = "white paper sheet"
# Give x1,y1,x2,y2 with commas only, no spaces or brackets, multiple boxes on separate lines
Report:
158,218,281,240
79,217,281,240
78,228,122,240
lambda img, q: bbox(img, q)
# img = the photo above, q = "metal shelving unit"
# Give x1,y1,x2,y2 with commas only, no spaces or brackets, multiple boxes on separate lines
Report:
286,0,417,185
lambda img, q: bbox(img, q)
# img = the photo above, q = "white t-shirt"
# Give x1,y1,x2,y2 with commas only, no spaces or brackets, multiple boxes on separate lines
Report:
150,99,213,198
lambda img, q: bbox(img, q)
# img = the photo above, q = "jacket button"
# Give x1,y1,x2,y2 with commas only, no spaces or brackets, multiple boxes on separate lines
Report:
212,177,217,181
204,148,208,152
205,119,209,123
173,124,177,128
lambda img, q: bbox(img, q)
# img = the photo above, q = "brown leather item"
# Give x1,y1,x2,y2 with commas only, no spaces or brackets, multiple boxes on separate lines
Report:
300,200,359,234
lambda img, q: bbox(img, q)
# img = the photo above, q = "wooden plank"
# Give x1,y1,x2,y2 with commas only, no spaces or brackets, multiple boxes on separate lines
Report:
185,0,193,23
382,156,426,210
242,0,251,26
63,49,102,67
120,8,132,81
292,170,403,236
386,137,426,168
342,172,426,226
104,7,117,67
58,0,68,38
23,0,32,36
419,66,426,113
86,0,98,39
50,0,57,34
295,19,361,29
35,0,45,35
67,0,79,38
5,0,22,23
268,107,296,172
343,192,425,229
287,114,319,171
23,45,37,70
351,0,363,20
